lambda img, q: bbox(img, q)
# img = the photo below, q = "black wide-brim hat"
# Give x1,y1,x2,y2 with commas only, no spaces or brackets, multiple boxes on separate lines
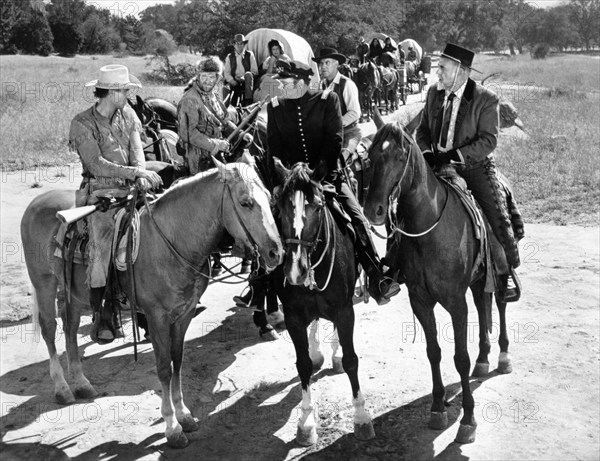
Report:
441,43,481,73
312,47,347,65
272,59,314,80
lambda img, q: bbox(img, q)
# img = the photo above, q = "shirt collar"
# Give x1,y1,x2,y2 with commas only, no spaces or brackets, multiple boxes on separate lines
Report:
92,103,122,124
438,79,467,101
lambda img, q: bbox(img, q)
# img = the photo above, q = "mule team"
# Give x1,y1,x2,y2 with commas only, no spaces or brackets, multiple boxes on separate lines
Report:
21,37,522,448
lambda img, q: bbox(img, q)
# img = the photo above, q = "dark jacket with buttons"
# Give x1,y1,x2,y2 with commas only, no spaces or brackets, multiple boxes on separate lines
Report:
267,90,343,180
416,78,499,170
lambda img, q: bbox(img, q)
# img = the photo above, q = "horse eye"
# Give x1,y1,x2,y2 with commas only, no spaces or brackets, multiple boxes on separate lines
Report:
240,196,253,208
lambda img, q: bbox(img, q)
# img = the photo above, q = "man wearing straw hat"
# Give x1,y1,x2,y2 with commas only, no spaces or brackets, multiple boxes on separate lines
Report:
224,33,259,107
69,64,163,343
416,43,522,302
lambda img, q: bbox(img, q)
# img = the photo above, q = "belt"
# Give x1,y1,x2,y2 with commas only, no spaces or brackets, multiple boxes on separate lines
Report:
344,121,358,130
85,176,130,187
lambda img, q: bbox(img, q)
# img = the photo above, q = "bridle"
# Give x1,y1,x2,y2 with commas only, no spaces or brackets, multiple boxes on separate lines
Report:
284,190,336,291
143,175,262,281
381,127,449,238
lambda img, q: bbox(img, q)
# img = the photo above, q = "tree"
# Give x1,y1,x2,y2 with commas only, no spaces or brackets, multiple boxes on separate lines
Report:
10,7,54,55
113,14,147,53
0,2,23,54
568,0,600,50
47,0,86,56
79,13,119,53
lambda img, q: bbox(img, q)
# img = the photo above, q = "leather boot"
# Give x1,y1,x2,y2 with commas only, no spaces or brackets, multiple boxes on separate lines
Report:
90,287,116,344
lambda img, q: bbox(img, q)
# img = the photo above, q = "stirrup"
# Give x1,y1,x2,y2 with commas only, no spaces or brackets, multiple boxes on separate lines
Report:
502,268,521,303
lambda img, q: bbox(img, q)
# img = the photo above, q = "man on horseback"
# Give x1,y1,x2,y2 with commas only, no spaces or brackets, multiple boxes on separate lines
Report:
224,33,259,107
313,48,362,167
69,64,163,343
267,59,400,305
178,56,253,275
356,37,369,64
416,43,522,302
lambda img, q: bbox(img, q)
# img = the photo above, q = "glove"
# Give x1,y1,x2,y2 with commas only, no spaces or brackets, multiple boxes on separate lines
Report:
437,149,462,165
241,133,253,147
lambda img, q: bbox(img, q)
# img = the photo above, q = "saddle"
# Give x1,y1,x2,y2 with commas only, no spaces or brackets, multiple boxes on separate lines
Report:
379,67,396,86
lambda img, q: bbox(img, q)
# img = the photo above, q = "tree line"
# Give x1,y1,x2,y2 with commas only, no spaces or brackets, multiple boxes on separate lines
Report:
2,0,599,58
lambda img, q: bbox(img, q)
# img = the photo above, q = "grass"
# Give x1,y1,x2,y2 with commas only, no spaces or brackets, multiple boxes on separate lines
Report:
1,52,598,225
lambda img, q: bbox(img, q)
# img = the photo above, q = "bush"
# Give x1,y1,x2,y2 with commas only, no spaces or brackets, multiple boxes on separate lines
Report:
143,56,197,85
531,43,550,59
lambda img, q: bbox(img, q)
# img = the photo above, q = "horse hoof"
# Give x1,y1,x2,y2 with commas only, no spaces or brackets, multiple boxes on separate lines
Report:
260,329,280,342
472,362,490,377
498,353,513,374
74,384,99,400
55,388,76,405
296,425,318,446
428,411,448,430
455,423,477,444
332,357,344,374
179,415,199,432
166,431,189,448
354,421,376,440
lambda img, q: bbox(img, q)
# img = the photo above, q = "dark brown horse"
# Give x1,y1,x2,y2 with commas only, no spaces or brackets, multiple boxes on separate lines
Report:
355,61,380,122
363,120,513,444
21,157,283,448
271,160,375,445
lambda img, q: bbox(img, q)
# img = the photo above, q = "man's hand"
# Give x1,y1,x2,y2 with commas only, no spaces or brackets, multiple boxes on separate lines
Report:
242,133,253,146
215,140,230,152
136,169,163,190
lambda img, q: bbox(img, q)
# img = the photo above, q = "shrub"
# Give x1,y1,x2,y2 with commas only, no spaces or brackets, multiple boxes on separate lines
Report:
531,43,550,59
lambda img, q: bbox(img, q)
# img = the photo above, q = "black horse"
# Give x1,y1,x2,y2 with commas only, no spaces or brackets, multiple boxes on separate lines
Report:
270,160,376,445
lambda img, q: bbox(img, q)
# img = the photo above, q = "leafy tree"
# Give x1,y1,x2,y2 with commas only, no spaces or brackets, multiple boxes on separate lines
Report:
113,14,146,53
47,0,86,56
568,0,600,50
10,7,54,55
0,2,23,54
79,13,119,53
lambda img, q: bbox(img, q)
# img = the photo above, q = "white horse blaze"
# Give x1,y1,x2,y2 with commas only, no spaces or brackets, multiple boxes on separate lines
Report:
289,191,306,281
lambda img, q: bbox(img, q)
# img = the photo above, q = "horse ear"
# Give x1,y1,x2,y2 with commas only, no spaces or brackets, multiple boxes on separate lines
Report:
240,151,256,166
373,106,385,130
272,157,289,187
212,155,228,179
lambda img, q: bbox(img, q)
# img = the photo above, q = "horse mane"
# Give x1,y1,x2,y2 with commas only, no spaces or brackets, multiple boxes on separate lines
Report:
282,163,316,203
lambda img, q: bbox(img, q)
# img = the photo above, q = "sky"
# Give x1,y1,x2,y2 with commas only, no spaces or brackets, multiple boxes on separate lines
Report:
86,0,569,18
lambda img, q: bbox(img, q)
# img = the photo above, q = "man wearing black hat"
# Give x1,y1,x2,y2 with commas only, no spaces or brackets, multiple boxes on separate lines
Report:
416,43,521,302
267,59,400,305
224,33,258,107
313,48,361,165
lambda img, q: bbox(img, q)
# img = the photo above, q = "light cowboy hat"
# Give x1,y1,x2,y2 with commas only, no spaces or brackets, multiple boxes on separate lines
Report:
85,64,142,89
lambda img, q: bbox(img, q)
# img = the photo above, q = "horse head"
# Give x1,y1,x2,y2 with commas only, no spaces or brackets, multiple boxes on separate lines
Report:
364,121,416,225
213,154,284,272
273,159,326,286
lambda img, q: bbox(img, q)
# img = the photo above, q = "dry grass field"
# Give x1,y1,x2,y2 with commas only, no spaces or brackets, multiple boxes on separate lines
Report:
1,52,598,225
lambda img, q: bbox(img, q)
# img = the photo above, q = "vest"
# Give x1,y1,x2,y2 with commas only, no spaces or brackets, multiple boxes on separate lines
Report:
229,50,252,77
330,76,348,116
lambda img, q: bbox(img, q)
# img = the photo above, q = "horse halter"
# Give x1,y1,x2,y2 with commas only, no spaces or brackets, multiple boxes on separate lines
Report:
386,127,449,238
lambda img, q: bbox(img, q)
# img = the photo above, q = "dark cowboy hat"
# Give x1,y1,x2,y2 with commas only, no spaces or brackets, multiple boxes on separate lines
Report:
233,33,249,44
272,59,314,80
312,47,347,64
441,43,481,73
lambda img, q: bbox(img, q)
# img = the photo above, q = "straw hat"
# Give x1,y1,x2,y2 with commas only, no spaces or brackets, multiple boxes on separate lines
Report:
85,64,142,89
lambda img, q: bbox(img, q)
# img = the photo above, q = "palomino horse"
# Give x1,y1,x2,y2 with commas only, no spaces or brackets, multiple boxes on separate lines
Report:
271,160,375,445
20,157,283,448
355,61,380,122
363,121,513,444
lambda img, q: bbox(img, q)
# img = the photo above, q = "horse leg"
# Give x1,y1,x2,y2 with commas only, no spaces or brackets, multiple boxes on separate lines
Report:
308,320,324,370
450,303,477,444
471,281,492,377
335,308,375,440
410,293,447,429
170,308,199,433
329,328,344,374
495,294,512,373
288,320,318,446
33,276,76,404
62,296,98,399
147,311,188,448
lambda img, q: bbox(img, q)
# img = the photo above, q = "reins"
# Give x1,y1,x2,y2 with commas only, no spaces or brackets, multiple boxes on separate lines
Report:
373,128,450,239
